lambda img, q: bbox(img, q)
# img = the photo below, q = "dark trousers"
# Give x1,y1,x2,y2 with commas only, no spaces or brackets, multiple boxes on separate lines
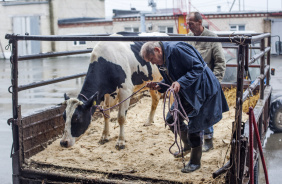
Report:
165,96,203,148
204,126,214,139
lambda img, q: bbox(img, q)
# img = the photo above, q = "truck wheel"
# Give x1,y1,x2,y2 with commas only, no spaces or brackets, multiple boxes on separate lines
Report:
269,98,282,133
254,160,259,184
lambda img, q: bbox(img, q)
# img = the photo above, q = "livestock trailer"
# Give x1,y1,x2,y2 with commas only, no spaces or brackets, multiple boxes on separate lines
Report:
5,32,275,183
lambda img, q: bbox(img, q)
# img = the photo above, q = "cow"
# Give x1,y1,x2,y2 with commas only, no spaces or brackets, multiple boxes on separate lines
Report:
60,32,167,150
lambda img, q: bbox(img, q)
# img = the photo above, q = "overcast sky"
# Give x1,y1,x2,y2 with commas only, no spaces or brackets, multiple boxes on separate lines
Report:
105,0,282,18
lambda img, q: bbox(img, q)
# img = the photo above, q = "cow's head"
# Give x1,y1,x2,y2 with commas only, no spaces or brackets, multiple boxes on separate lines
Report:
60,93,98,148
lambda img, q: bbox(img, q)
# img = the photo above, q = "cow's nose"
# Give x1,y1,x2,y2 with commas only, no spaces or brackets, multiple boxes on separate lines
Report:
60,140,68,148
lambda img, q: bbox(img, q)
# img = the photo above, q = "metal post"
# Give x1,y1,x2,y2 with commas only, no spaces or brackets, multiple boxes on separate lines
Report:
266,36,271,85
227,44,245,183
236,44,244,182
249,107,254,184
10,37,20,184
259,38,265,139
244,44,249,79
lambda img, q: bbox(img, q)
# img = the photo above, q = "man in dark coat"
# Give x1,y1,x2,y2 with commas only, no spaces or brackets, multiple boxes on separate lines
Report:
140,41,229,173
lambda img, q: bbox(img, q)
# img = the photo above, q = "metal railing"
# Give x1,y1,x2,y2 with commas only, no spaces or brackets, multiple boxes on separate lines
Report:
5,32,271,184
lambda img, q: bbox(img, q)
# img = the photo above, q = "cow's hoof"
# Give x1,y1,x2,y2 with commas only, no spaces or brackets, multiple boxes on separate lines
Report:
143,123,152,126
116,141,125,150
99,139,109,145
143,121,153,126
115,144,125,150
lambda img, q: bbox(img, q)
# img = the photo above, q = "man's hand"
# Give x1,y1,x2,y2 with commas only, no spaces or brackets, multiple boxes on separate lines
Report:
146,82,161,90
170,81,181,93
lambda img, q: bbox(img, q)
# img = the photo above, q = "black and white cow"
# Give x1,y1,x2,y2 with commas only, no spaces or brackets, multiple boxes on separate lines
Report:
60,32,167,150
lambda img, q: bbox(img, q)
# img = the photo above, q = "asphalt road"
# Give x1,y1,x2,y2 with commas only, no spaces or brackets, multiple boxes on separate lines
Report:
259,55,282,184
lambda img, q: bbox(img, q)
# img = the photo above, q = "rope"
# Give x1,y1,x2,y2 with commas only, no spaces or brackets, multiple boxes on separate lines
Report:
80,82,189,166
81,82,189,165
229,32,248,46
5,43,11,51
79,85,147,118
160,82,189,167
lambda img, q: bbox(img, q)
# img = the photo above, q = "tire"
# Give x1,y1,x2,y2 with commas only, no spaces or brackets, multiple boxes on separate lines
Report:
254,160,259,184
269,97,282,133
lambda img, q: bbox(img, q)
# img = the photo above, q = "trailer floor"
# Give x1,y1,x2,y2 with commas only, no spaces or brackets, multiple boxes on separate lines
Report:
26,94,249,184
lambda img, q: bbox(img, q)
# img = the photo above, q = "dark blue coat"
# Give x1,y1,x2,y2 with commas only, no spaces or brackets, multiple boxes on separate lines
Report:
158,41,229,133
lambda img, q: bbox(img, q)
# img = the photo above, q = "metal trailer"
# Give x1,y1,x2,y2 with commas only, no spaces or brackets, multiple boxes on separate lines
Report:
5,33,272,184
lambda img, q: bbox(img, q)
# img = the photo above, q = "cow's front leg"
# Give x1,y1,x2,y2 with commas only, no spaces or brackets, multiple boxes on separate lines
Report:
115,90,130,150
144,90,161,126
99,109,111,144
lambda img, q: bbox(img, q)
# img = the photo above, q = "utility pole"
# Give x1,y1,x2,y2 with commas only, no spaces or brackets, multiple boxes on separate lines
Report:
140,13,146,32
48,0,55,52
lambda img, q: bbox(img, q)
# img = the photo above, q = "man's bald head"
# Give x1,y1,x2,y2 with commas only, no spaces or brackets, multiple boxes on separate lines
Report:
187,12,204,36
189,12,203,22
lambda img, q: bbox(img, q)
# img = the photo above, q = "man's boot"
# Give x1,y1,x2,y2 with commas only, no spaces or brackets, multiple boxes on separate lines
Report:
202,138,213,152
181,146,202,173
173,130,191,158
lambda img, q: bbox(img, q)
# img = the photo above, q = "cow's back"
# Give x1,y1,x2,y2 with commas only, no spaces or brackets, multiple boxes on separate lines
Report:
90,34,163,91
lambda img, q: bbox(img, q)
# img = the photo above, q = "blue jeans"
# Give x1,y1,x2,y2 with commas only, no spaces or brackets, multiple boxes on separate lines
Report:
204,126,214,139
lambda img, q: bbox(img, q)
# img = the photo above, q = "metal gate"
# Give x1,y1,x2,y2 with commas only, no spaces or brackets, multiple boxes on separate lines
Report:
5,33,271,184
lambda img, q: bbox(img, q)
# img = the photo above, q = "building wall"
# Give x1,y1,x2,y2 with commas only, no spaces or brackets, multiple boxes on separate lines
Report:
55,13,281,52
56,22,112,52
0,0,105,57
112,16,177,33
51,0,105,52
147,19,176,33
0,1,51,56
51,0,105,35
2,1,281,57
53,0,105,20
111,14,278,34
203,17,266,33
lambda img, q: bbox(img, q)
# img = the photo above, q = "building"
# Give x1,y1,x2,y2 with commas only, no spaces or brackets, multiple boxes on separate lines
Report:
58,9,282,55
1,0,282,57
0,0,105,57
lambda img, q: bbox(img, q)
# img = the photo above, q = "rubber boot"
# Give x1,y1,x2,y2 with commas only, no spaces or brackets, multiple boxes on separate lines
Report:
202,138,213,152
173,130,191,158
181,146,202,173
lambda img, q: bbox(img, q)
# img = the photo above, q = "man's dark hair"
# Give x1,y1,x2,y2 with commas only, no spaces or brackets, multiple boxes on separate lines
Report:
193,12,202,22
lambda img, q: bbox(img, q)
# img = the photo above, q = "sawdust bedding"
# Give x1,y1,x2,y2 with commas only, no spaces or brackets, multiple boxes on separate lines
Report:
27,89,258,184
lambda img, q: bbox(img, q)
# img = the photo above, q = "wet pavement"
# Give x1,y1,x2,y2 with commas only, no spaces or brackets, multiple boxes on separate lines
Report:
259,55,282,184
0,55,282,184
0,56,90,183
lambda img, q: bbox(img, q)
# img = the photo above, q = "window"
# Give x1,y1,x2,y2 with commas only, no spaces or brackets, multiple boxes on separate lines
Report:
158,26,174,33
124,27,139,32
73,41,86,46
70,33,89,46
230,24,245,31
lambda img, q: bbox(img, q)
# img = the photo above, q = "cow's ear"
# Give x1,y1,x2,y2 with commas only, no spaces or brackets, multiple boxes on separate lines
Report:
64,93,70,100
85,92,99,108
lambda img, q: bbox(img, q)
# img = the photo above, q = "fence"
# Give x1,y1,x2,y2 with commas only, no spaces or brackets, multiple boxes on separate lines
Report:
5,32,271,184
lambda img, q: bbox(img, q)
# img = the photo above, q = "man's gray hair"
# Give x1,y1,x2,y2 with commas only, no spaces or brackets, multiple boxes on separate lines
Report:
193,12,202,22
140,41,161,59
